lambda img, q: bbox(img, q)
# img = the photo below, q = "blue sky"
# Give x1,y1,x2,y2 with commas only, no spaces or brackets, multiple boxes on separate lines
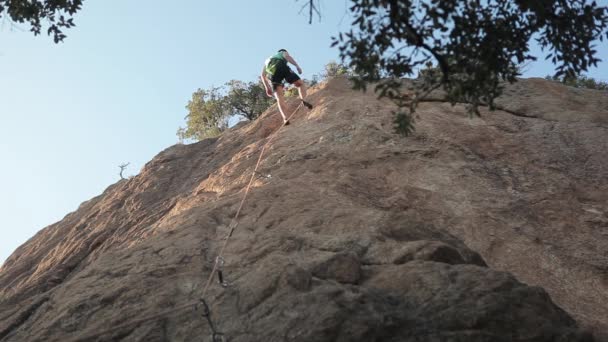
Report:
1,0,607,264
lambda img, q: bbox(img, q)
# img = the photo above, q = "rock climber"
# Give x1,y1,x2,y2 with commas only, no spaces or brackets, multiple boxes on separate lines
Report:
261,49,313,125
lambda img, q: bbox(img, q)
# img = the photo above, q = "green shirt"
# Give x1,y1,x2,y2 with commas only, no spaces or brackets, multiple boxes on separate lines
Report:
265,52,287,76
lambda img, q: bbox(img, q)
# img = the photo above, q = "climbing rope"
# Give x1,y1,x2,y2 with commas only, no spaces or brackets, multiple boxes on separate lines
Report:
199,103,303,301
196,299,226,342
63,103,304,342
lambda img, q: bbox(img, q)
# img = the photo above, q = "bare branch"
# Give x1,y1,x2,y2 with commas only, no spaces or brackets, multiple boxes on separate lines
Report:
297,0,321,24
118,163,130,180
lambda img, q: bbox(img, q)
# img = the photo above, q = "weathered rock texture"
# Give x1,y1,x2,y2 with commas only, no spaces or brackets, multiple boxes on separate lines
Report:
1,77,606,341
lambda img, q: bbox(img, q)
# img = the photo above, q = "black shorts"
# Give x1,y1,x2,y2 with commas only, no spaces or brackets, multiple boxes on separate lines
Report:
270,61,300,90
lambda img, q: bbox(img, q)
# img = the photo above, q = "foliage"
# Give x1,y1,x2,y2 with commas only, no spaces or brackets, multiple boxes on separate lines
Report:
0,0,82,43
545,74,608,90
177,87,229,142
393,109,416,136
322,61,351,78
178,81,275,142
309,74,320,87
225,80,274,120
306,61,352,87
284,86,300,97
300,0,608,135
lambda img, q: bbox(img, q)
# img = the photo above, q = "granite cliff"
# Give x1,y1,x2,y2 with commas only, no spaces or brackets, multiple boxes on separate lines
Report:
1,77,607,341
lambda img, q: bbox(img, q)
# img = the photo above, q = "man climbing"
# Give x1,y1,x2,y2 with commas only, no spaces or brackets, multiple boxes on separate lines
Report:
261,49,313,125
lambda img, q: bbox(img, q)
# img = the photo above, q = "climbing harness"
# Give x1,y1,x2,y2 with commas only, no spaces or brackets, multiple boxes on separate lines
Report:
63,102,305,342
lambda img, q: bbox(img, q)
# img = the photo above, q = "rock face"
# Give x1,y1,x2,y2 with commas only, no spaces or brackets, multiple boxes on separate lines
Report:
0,77,606,341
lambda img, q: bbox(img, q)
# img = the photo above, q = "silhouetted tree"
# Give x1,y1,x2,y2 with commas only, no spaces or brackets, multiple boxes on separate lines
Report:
0,0,82,42
302,0,608,135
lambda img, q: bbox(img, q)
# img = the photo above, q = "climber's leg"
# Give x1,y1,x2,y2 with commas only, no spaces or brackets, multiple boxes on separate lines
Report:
293,79,313,109
273,85,290,125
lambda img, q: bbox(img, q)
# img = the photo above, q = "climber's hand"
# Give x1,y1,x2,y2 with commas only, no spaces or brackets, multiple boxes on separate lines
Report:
296,66,303,74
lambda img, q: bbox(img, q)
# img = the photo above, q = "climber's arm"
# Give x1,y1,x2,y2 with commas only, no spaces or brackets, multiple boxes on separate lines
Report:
283,51,303,74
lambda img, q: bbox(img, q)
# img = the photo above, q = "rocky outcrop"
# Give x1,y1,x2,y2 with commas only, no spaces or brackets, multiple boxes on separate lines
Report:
1,77,606,341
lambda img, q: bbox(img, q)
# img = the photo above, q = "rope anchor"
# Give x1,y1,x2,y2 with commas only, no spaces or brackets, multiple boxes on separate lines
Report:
211,333,226,342
224,221,239,239
215,256,230,288
254,171,272,180
196,299,226,342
